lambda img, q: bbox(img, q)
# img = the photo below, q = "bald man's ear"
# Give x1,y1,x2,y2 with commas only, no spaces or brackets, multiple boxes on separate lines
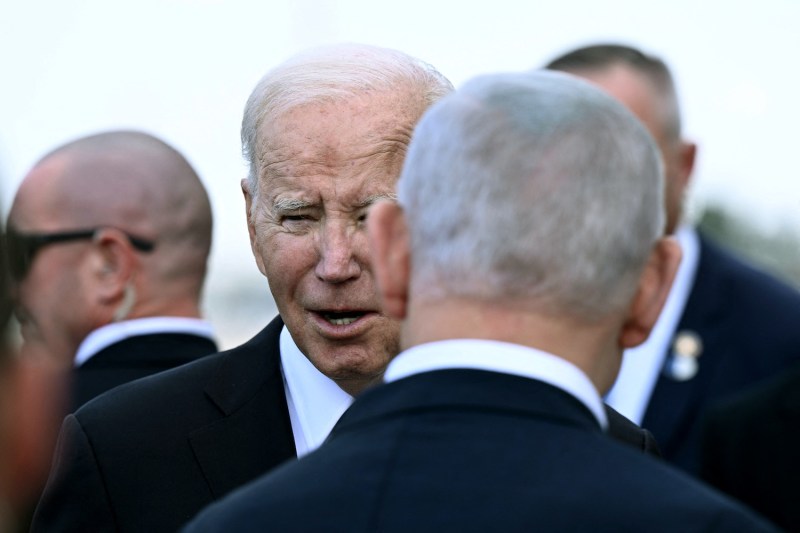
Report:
619,236,682,349
367,201,410,320
89,228,136,310
242,179,266,277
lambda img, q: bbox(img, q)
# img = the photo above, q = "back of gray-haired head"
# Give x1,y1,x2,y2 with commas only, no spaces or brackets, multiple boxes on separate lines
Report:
398,70,664,322
241,43,453,200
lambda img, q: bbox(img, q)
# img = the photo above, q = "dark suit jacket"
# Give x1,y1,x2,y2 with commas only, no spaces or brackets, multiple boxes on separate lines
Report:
72,332,218,410
642,233,800,474
32,317,297,533
33,316,658,533
700,362,800,532
185,369,775,533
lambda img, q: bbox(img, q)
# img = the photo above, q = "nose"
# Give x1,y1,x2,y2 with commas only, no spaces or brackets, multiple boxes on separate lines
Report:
314,220,362,283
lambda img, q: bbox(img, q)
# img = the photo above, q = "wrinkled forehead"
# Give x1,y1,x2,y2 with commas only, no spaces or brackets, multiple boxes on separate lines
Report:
256,93,420,193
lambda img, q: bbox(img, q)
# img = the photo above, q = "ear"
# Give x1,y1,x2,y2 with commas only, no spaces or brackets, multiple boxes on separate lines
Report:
367,201,410,320
676,140,697,190
242,178,267,276
618,236,682,349
88,228,136,309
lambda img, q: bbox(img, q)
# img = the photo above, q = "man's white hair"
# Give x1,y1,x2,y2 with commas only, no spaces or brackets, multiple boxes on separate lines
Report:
241,43,453,203
397,70,665,322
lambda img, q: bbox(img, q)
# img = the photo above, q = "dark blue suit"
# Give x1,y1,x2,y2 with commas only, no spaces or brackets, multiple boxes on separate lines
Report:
642,233,800,474
185,369,775,532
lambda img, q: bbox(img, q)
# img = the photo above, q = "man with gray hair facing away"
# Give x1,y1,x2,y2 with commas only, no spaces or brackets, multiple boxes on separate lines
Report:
185,70,775,532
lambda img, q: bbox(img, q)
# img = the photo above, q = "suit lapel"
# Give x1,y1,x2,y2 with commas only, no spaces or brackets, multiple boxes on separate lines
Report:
642,236,727,455
189,317,297,498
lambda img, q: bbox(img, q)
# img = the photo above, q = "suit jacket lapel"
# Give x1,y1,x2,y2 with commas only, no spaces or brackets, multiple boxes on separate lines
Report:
643,236,727,455
189,317,297,498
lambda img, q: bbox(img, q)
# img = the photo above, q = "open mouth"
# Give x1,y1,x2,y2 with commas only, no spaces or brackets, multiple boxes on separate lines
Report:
321,311,367,326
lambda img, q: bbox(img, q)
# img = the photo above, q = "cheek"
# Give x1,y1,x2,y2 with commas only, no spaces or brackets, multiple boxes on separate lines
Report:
351,230,373,267
259,233,318,299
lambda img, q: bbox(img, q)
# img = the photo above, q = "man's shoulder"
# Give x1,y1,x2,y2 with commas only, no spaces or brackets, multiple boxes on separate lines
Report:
74,317,283,432
184,395,775,533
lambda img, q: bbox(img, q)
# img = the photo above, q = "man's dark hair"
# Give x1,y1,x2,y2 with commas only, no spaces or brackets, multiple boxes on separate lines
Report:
545,43,681,137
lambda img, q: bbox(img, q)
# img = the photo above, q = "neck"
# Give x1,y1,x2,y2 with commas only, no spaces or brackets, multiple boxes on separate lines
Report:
127,299,203,321
403,297,623,394
333,373,384,397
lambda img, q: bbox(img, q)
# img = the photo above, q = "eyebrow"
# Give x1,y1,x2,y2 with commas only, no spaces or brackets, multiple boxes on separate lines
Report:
356,193,398,208
272,198,314,212
272,193,398,212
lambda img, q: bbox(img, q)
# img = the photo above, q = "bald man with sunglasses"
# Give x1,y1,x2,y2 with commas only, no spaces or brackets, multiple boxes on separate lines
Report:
6,130,218,410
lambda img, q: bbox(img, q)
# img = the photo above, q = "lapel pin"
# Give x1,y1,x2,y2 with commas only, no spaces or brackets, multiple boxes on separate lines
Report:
664,330,703,382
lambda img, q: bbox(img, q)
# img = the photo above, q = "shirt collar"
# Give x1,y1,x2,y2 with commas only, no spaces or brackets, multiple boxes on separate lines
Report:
279,326,354,457
384,338,608,430
74,317,216,368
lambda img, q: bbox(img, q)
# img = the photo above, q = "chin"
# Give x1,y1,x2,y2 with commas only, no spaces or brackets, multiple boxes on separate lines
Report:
317,348,389,379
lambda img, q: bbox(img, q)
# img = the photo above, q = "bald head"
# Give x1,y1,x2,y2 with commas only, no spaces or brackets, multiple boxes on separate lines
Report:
8,131,213,360
13,131,212,286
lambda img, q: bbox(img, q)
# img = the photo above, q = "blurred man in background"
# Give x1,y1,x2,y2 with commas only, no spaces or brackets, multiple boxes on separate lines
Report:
6,130,217,410
545,43,800,475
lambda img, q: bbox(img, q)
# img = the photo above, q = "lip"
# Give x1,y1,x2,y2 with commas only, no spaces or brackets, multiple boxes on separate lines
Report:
308,309,380,340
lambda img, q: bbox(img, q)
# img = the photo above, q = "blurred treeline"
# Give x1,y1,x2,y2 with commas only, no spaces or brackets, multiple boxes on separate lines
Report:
698,203,800,288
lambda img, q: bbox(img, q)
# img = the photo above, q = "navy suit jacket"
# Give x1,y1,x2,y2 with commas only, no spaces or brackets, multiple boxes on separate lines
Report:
700,361,800,531
642,233,800,474
185,369,775,533
72,332,218,410
33,317,657,533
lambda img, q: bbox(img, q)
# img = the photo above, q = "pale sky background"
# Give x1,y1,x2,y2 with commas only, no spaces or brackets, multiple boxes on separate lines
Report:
1,0,798,348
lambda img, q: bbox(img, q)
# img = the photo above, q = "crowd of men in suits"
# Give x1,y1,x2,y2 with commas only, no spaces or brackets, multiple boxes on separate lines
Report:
0,41,798,532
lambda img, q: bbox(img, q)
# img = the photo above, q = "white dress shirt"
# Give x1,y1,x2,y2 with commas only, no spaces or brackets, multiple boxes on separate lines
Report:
384,338,608,430
604,225,700,423
280,327,354,457
74,316,216,368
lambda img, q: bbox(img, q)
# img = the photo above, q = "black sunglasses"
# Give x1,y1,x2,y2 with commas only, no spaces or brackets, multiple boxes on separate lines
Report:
5,227,155,281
